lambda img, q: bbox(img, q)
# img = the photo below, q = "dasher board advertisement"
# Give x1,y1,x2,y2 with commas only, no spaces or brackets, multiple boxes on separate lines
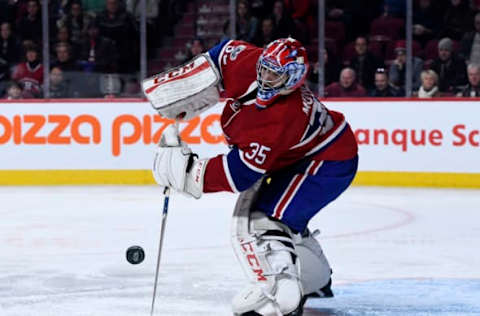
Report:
0,99,479,187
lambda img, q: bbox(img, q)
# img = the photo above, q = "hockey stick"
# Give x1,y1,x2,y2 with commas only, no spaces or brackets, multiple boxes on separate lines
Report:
150,186,170,316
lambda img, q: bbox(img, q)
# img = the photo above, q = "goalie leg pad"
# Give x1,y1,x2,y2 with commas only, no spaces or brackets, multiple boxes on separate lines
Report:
231,184,302,315
294,229,332,296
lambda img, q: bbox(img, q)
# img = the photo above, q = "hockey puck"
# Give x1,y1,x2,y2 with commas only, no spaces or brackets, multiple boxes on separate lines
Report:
126,246,145,265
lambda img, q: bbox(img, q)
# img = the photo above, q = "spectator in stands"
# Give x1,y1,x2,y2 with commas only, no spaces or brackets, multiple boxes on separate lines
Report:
11,44,43,98
100,73,122,98
308,48,341,91
471,0,480,11
271,0,296,39
283,0,312,43
0,22,21,93
253,17,278,48
326,0,383,42
383,0,405,17
246,0,266,18
413,0,441,46
52,26,77,58
349,36,384,90
232,0,258,43
369,68,403,97
59,1,89,51
17,0,42,45
127,0,160,57
460,12,480,64
325,67,367,97
430,38,467,93
82,0,106,14
4,81,23,99
440,0,473,41
0,57,7,96
1,22,21,64
389,43,423,90
127,0,159,23
120,77,141,97
326,1,347,21
96,0,139,73
370,2,405,42
182,38,205,63
48,66,71,98
10,0,30,25
55,26,71,46
458,63,480,97
70,72,102,98
0,0,18,25
49,0,67,25
79,20,118,73
189,38,204,56
416,70,440,98
157,0,188,37
285,0,312,20
52,42,80,73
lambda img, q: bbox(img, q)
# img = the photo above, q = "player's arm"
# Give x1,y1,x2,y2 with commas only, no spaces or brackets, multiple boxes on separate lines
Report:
201,121,296,193
207,38,232,75
152,124,285,197
202,145,268,193
207,39,258,91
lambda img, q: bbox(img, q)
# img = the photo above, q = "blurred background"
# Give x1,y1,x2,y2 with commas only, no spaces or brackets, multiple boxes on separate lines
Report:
2,0,480,100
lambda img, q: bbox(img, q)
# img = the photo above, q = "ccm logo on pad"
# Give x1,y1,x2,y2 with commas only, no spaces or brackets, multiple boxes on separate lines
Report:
239,239,267,282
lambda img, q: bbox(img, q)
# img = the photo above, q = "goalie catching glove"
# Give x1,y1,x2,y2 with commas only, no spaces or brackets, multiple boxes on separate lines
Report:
152,124,207,199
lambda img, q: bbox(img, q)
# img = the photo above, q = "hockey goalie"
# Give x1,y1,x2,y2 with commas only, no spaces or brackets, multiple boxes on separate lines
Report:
144,38,358,315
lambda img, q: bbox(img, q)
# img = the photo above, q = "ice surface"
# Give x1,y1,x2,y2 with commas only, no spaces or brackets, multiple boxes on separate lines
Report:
0,186,479,315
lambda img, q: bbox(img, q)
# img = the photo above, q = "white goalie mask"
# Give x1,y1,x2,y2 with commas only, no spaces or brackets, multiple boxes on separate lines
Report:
256,38,309,108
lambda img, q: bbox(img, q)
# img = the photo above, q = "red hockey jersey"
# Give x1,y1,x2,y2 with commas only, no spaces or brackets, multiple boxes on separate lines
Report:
11,62,43,96
203,40,357,193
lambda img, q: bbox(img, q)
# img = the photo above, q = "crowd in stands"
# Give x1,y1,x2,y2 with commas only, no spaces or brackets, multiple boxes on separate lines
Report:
3,0,480,99
220,0,480,98
0,0,189,99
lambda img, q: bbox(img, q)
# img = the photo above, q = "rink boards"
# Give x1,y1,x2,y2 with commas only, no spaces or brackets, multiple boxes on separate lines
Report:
0,98,479,187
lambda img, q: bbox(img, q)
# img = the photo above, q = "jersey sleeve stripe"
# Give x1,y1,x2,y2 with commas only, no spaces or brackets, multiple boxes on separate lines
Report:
301,107,325,141
292,104,328,149
238,149,267,173
298,98,319,141
227,147,264,191
311,160,324,175
222,154,239,193
305,120,348,156
291,119,323,149
207,39,233,78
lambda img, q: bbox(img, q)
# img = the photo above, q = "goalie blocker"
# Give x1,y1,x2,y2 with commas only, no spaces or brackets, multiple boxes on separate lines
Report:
142,54,221,120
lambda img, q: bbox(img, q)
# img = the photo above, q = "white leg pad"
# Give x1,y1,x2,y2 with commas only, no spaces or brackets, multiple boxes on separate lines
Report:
294,230,332,295
231,183,302,315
